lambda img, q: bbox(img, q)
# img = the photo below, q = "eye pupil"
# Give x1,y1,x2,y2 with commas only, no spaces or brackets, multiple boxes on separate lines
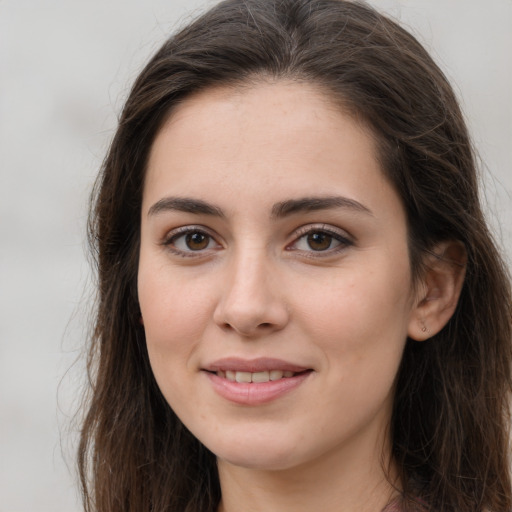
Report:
307,232,332,251
186,232,209,250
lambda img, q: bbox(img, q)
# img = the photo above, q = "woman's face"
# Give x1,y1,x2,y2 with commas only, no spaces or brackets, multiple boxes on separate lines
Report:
138,82,420,472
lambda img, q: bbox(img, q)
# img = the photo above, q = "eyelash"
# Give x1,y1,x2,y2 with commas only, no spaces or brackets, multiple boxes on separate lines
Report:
162,225,221,258
287,224,353,257
162,224,353,258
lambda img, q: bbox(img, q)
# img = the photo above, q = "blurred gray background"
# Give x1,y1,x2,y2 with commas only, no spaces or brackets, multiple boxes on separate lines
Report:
1,1,510,510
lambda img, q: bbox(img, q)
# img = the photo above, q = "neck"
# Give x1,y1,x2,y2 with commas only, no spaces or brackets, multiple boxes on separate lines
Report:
217,433,399,512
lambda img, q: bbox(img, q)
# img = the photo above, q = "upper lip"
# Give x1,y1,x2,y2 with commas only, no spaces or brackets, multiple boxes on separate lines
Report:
204,357,310,373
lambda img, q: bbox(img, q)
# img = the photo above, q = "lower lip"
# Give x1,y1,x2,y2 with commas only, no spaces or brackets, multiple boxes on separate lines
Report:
205,371,312,405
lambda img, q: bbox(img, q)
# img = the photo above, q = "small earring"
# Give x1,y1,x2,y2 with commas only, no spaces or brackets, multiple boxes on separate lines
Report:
420,322,432,338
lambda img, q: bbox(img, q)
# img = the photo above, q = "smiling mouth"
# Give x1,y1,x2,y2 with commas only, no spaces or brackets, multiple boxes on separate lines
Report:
212,369,309,383
204,363,313,404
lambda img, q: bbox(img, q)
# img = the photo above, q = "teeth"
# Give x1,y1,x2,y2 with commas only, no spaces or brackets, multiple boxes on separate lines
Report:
235,371,252,383
251,371,270,383
217,369,296,382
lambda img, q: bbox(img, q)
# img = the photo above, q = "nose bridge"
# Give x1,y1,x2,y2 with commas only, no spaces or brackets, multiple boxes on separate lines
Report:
214,243,288,336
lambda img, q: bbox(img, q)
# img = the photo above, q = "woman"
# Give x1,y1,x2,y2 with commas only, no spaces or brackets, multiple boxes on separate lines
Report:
78,1,512,511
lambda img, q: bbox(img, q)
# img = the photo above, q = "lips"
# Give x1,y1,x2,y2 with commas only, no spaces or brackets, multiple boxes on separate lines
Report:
219,369,296,383
204,357,310,374
203,357,313,405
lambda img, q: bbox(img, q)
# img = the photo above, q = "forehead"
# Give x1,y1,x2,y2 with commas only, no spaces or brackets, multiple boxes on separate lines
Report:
143,80,402,224
166,79,346,125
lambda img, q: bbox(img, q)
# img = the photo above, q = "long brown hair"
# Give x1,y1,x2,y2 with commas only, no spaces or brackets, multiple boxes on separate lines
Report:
79,1,512,510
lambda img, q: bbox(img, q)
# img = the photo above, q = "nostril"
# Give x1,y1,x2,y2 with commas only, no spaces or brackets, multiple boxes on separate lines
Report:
213,294,289,336
222,321,272,331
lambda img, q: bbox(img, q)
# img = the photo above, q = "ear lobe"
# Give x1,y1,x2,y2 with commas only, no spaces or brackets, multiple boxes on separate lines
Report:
408,241,467,341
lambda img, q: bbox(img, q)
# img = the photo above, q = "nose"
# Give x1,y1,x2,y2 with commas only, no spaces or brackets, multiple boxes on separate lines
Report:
213,251,289,337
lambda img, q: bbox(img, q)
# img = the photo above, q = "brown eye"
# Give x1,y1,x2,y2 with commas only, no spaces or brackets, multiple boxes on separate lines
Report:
306,232,333,251
165,228,219,255
185,232,210,250
289,226,351,255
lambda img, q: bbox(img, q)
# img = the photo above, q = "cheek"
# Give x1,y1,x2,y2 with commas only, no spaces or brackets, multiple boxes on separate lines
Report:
305,272,410,324
138,264,214,371
293,261,413,365
138,270,211,412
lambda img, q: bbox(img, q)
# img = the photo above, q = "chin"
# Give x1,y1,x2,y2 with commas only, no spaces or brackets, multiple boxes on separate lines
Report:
203,432,303,471
217,451,300,471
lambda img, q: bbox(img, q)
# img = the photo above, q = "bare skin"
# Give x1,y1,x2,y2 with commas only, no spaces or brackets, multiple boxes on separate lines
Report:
138,81,465,512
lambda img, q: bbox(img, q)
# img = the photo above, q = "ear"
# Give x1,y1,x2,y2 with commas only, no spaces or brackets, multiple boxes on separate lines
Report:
408,241,467,341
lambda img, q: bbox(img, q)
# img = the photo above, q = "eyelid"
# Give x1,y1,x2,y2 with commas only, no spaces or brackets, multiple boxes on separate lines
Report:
161,225,223,256
160,223,353,258
286,223,354,255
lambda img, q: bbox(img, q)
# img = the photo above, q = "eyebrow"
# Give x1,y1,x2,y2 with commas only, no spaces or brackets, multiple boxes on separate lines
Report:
147,195,373,219
271,196,373,218
147,197,225,218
